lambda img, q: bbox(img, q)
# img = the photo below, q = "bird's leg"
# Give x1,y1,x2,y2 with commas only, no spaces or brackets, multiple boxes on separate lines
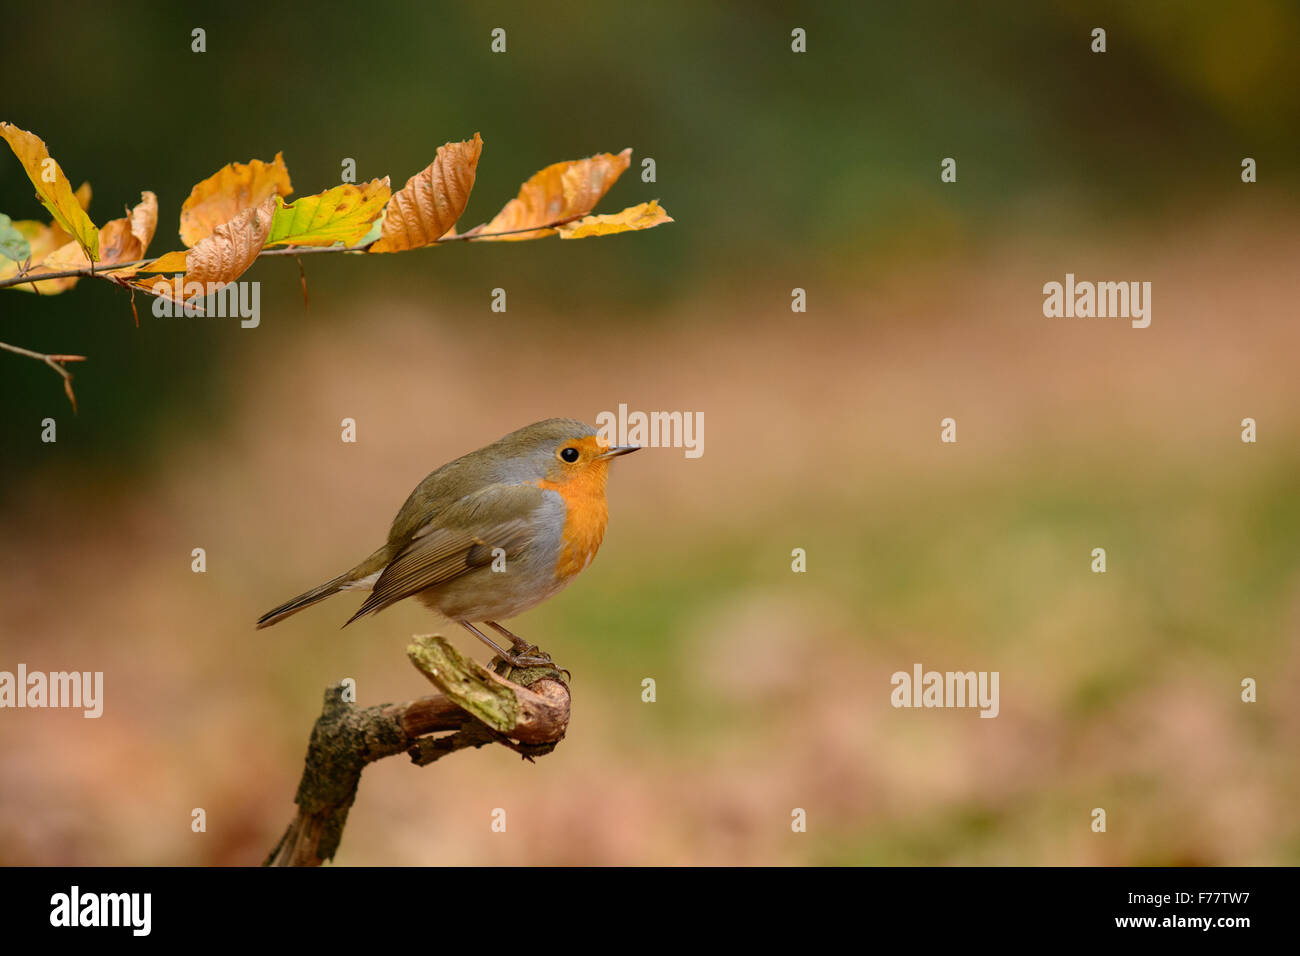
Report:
486,621,554,667
462,620,551,669
459,620,518,661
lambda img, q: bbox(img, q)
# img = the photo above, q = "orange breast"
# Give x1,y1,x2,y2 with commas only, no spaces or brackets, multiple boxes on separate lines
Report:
535,463,610,580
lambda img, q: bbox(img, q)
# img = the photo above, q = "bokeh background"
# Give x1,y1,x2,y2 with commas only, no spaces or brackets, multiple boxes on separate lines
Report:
2,1,1299,864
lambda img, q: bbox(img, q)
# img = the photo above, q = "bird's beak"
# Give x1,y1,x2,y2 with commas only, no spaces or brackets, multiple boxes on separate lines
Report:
598,445,640,460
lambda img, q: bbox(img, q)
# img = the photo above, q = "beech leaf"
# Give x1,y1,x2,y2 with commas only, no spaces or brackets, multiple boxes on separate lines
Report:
179,152,292,247
135,250,189,275
185,196,276,290
0,214,30,262
138,197,274,304
557,200,673,239
472,148,631,241
14,192,158,294
368,134,482,253
267,178,392,248
0,122,99,260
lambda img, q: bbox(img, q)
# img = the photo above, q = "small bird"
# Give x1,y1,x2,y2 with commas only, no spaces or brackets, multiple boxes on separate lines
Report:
256,419,638,666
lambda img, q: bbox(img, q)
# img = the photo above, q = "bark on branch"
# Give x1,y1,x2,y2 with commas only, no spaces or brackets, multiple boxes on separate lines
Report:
264,635,570,867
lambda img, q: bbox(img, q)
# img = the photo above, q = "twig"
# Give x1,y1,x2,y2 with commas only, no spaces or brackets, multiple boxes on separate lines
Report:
0,214,591,291
264,635,570,867
0,340,85,411
0,258,142,289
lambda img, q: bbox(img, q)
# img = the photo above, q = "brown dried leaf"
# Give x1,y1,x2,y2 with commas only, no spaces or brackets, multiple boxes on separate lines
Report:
472,148,632,241
368,134,482,253
185,196,275,291
179,152,292,247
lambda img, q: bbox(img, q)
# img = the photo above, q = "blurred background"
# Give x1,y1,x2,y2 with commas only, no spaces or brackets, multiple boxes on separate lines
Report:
2,1,1299,864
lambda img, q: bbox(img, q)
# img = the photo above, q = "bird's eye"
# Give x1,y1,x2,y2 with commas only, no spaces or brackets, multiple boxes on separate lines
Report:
560,446,580,463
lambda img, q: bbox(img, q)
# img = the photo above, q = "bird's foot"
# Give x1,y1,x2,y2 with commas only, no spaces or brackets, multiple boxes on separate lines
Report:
508,645,554,668
500,645,569,680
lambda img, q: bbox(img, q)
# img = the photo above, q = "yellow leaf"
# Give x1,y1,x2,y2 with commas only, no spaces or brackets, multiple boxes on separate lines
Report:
368,134,482,253
472,148,632,241
179,152,292,247
267,177,391,248
12,181,92,257
135,250,189,274
0,123,99,260
557,200,674,239
14,192,158,294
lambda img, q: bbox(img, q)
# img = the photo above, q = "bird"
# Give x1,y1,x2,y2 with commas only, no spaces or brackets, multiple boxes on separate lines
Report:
256,418,638,667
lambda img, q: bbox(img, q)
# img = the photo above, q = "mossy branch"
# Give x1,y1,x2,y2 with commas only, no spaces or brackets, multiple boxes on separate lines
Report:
264,635,570,867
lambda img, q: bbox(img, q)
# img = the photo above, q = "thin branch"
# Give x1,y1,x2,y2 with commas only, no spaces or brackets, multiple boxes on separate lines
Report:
0,340,85,411
0,213,591,291
264,635,570,867
0,258,142,289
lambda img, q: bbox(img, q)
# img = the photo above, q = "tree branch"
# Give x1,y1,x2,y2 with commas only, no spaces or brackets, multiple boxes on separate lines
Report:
0,340,85,411
0,214,590,291
264,635,570,867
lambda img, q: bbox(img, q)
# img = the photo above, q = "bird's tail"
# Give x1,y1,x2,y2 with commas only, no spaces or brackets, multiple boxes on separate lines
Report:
255,548,386,629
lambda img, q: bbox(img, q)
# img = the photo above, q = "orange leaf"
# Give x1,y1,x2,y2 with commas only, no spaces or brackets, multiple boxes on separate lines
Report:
135,250,189,274
179,152,292,247
368,134,482,253
472,148,632,241
18,192,158,293
557,200,673,239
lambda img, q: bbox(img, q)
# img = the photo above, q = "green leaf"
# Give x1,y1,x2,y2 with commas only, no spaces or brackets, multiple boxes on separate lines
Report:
265,179,391,248
0,213,30,262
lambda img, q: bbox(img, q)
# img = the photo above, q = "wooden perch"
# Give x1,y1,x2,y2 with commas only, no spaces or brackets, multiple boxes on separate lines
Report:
264,635,570,867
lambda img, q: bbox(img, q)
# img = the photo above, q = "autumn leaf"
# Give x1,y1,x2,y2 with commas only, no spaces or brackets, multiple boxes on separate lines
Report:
557,200,673,239
0,122,99,260
0,214,30,262
134,249,189,274
188,196,274,288
141,196,275,304
92,191,157,266
472,148,632,241
0,223,50,286
12,192,158,294
23,181,92,250
0,183,94,288
267,178,391,248
179,152,291,247
368,134,482,253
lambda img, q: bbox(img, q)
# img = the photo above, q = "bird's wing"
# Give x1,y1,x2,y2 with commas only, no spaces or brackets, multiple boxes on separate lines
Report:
345,482,545,624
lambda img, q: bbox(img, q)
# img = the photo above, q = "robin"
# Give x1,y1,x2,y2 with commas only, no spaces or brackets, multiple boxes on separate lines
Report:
256,418,638,666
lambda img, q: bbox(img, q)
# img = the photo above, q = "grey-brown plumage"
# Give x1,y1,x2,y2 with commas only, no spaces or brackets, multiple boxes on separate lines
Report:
255,419,616,635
